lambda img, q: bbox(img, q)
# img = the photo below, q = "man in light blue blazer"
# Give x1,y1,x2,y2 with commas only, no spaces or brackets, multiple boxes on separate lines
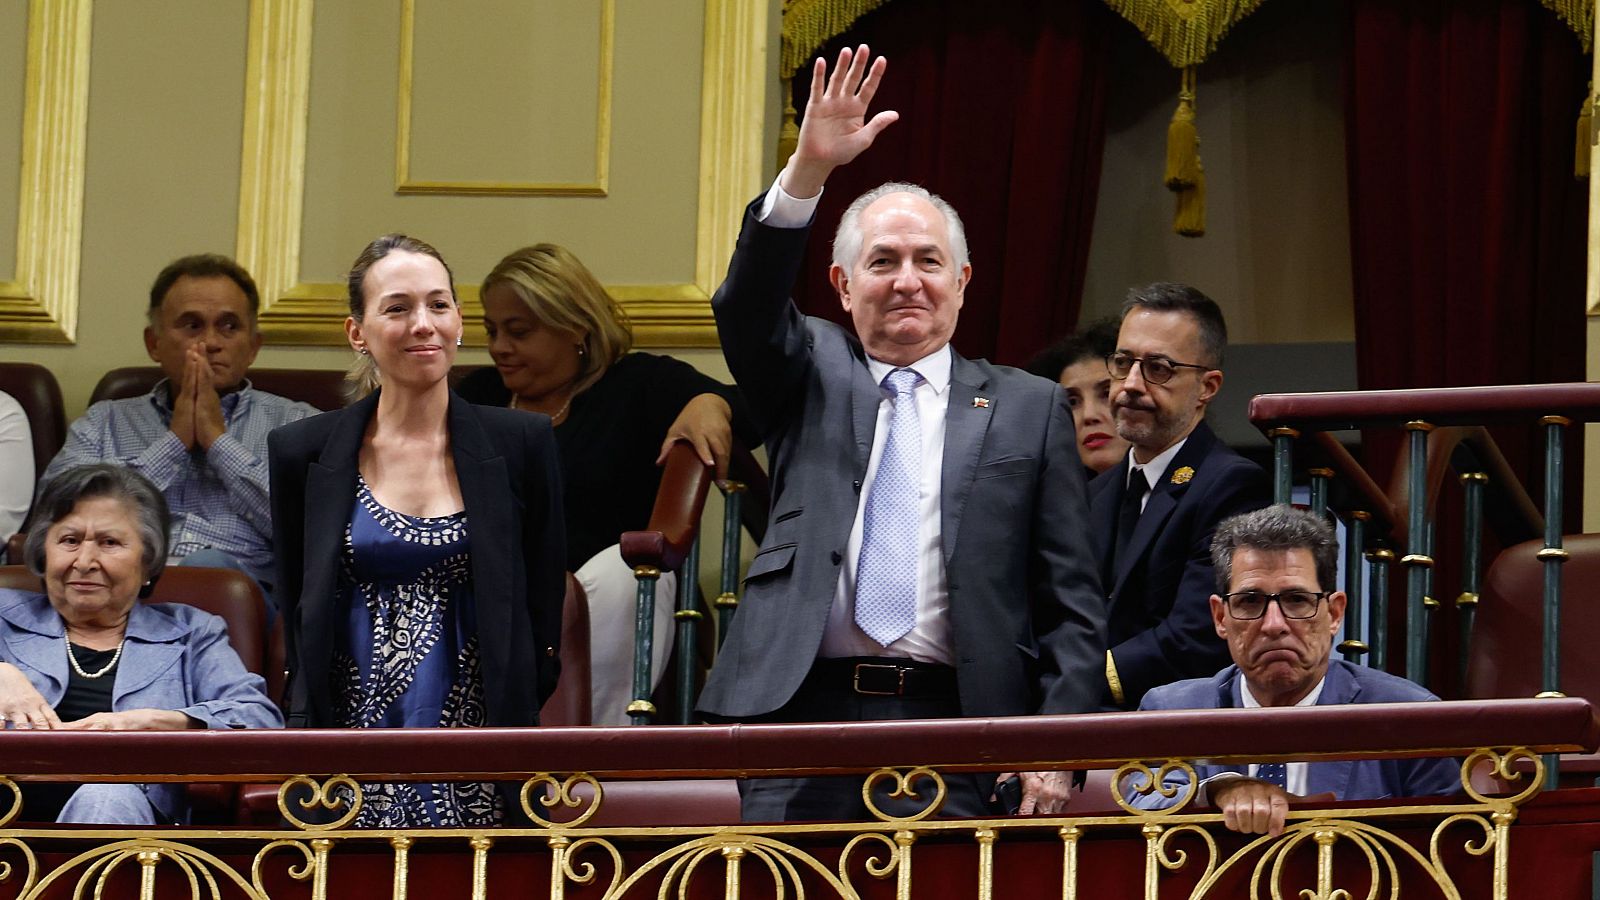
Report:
1129,506,1459,835
696,46,1106,821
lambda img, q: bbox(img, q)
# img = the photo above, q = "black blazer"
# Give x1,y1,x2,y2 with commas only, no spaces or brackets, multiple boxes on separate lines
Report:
1088,419,1270,708
267,389,566,728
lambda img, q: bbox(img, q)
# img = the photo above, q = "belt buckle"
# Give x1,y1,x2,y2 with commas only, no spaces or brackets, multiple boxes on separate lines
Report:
853,663,905,696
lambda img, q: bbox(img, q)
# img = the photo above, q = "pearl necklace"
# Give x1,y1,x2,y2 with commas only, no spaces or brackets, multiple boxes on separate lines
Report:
510,393,572,423
65,637,125,679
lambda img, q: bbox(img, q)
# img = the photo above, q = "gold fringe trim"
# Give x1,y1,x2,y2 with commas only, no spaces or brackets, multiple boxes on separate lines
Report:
781,0,894,75
1100,0,1269,68
1175,166,1206,237
1540,0,1593,52
1165,67,1200,189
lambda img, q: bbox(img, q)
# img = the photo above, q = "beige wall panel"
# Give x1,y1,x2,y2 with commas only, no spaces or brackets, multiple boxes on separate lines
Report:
404,0,603,187
6,1,250,414
300,0,702,297
1082,0,1354,345
0,1,24,278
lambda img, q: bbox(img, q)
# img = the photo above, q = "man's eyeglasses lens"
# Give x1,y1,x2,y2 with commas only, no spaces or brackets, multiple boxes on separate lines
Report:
1224,591,1327,620
1108,352,1176,384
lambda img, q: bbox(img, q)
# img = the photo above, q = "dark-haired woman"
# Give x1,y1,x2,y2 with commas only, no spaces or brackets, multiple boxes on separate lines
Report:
269,234,565,827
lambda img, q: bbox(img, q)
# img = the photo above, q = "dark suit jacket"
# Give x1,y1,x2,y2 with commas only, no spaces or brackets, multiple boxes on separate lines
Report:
1089,420,1270,708
267,390,566,728
695,197,1107,721
1129,660,1462,807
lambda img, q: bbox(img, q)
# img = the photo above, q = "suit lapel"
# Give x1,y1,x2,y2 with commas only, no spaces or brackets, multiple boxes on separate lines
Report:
448,395,516,724
0,601,66,700
1112,422,1219,592
297,392,376,713
1306,662,1359,796
940,355,993,564
1089,464,1125,569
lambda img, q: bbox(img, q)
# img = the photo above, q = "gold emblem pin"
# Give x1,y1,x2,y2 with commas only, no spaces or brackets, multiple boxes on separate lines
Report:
1171,466,1195,485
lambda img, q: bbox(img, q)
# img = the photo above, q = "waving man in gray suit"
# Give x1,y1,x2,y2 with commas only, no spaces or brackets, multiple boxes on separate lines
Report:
695,46,1108,822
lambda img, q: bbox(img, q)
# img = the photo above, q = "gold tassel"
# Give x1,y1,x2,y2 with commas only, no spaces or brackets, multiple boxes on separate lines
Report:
776,76,800,177
1165,67,1201,190
1577,82,1593,179
1174,164,1206,237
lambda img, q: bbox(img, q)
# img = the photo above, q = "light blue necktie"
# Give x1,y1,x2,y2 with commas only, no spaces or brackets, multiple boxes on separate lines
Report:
854,368,922,646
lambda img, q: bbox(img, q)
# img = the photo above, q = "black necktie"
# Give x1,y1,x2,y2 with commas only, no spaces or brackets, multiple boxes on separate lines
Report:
1111,467,1149,578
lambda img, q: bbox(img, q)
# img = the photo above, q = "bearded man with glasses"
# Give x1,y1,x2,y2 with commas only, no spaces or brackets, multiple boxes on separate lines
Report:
1090,282,1270,710
1127,505,1460,834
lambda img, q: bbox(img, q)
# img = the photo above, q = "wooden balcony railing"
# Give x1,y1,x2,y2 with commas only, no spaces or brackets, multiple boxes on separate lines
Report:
0,698,1591,899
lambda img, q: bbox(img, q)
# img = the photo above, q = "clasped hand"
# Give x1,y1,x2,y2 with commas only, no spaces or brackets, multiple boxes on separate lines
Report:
168,342,226,451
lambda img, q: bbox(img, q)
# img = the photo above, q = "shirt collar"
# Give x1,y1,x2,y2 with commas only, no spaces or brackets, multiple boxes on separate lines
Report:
148,377,252,417
1125,435,1188,492
866,344,952,395
1240,672,1327,709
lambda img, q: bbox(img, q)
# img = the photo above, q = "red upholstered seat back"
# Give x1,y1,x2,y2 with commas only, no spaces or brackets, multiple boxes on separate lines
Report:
1465,533,1600,703
0,565,267,678
90,365,485,412
0,363,66,476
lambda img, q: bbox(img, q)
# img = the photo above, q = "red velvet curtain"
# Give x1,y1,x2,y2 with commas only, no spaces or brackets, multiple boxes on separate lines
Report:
1345,0,1589,689
788,0,1114,367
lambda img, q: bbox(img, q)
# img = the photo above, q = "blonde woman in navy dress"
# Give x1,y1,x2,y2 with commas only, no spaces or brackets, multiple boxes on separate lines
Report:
269,234,565,827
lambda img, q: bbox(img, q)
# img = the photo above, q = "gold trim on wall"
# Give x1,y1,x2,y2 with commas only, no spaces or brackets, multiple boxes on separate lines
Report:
0,0,93,345
394,0,613,197
236,0,314,317
246,0,768,348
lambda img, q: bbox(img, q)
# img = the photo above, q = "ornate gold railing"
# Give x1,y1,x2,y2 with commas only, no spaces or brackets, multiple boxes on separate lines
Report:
0,697,1592,899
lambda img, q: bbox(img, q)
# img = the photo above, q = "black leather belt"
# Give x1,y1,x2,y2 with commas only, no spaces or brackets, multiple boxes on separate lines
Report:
809,658,958,698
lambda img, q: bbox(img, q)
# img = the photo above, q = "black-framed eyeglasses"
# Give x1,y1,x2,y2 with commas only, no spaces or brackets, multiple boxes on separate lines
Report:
1222,590,1331,620
1106,352,1212,385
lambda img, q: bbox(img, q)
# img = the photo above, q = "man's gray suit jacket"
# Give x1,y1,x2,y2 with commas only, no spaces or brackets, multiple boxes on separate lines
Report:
695,197,1108,721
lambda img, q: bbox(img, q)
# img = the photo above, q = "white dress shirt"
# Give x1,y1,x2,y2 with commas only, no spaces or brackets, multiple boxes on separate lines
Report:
1201,675,1329,799
757,177,956,665
1125,437,1187,512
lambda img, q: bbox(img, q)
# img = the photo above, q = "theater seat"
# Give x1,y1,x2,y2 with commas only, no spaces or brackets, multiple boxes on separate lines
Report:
1464,533,1600,704
0,363,66,477
89,367,349,412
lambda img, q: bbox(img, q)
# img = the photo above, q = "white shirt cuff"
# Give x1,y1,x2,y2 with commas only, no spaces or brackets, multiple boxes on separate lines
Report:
757,177,822,229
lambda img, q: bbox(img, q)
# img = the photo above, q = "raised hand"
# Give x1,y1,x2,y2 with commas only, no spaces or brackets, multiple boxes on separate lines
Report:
168,344,199,450
781,44,900,199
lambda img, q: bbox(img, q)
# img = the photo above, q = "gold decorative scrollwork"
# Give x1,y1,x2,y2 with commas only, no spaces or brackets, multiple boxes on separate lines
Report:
252,839,316,897
26,839,263,900
0,777,21,828
553,836,623,896
862,766,945,822
521,772,602,828
840,830,902,882
277,774,363,830
1461,747,1544,806
1113,759,1199,815
1154,823,1218,880
0,836,38,897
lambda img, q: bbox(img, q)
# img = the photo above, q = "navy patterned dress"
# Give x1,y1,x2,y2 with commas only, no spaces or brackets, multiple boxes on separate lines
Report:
333,477,502,827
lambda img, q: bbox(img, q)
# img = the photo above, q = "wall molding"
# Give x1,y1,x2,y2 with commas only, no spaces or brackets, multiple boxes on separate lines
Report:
245,0,768,348
0,0,93,345
394,0,613,197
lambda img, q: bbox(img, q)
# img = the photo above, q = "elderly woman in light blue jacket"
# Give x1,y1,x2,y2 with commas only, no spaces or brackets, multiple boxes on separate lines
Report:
0,464,281,824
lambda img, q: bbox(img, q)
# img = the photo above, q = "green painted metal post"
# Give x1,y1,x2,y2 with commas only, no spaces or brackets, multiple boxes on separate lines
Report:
1456,472,1486,691
1268,428,1298,505
628,568,659,725
1367,547,1393,671
1339,511,1369,663
1537,417,1571,790
1402,422,1433,686
1308,468,1332,518
715,481,746,651
674,537,702,725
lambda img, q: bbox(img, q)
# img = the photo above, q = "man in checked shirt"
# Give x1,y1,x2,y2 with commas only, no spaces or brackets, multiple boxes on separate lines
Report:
39,255,318,619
